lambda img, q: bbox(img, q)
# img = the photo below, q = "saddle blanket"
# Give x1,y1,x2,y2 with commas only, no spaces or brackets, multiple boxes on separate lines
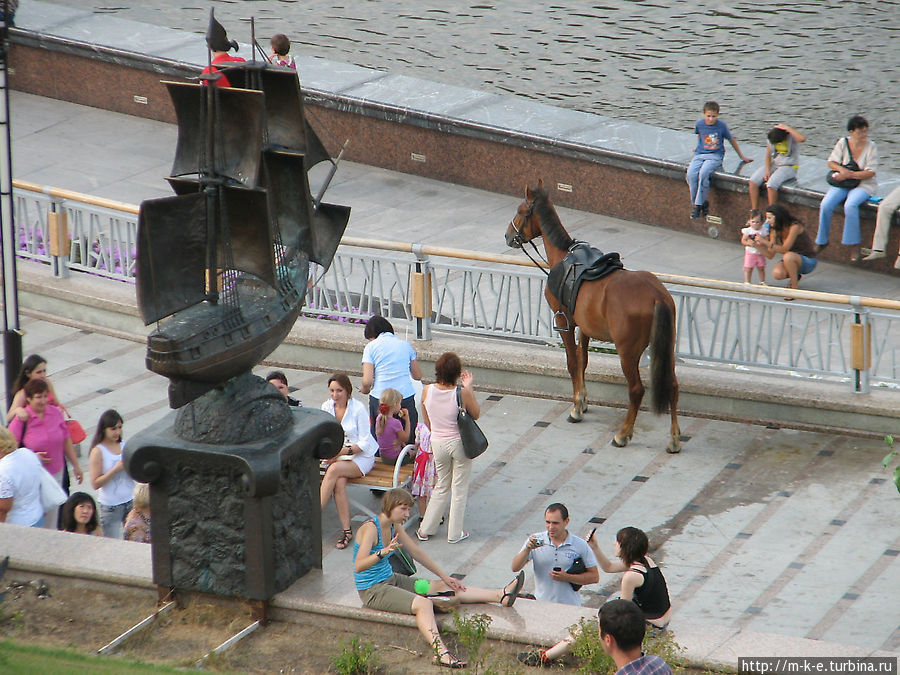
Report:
547,242,624,316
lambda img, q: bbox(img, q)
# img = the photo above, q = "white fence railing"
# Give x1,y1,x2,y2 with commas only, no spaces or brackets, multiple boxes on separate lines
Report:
12,181,900,390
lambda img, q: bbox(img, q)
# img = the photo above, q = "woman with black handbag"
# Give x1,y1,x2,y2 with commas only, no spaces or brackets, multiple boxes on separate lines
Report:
815,115,878,262
416,352,480,545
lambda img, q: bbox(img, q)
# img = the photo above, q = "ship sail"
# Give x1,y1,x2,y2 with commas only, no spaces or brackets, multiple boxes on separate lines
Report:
261,150,348,269
137,193,208,325
167,81,266,186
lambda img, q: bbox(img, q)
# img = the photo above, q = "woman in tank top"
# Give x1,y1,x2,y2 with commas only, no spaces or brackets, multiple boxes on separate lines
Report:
355,488,524,669
89,409,134,539
415,352,480,544
754,203,818,292
589,526,672,628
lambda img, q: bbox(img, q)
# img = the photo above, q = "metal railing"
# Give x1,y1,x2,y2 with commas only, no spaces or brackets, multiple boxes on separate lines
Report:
11,180,900,390
14,180,139,282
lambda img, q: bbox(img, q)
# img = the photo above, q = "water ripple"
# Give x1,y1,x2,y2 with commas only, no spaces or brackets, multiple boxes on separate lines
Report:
58,0,900,174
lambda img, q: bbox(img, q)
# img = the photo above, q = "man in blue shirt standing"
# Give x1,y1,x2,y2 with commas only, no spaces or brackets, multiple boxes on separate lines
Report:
686,100,752,219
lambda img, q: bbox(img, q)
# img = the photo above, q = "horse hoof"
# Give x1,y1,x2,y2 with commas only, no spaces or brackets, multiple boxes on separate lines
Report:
610,435,629,448
666,443,682,454
567,415,583,423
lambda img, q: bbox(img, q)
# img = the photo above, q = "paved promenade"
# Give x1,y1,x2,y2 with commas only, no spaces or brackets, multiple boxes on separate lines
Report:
2,93,899,664
1,315,898,666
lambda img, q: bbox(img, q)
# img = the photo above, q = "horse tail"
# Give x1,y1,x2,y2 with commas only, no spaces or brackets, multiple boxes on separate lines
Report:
650,301,675,415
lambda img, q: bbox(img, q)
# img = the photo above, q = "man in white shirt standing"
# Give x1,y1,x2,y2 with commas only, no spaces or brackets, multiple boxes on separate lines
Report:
511,502,599,606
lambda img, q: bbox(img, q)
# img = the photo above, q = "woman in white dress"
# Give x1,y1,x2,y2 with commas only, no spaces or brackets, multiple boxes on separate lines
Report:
320,373,378,549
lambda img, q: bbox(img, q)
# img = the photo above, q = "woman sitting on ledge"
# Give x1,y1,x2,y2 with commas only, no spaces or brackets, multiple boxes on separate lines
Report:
815,115,877,263
354,488,525,669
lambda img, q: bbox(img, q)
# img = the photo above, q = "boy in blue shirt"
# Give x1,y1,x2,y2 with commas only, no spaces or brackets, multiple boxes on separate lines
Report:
686,101,752,218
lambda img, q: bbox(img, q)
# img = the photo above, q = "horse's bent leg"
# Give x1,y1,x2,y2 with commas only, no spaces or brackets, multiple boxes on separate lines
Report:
667,374,682,454
612,347,644,447
560,325,584,423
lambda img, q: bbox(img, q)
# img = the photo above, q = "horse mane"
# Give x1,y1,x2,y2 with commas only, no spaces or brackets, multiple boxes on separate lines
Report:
532,187,574,250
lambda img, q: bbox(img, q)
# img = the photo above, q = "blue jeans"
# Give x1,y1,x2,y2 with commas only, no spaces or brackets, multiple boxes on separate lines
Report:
816,186,870,245
100,500,132,539
686,153,723,206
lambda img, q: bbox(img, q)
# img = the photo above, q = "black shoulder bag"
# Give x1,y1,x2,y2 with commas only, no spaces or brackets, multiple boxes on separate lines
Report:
456,387,488,459
825,137,861,189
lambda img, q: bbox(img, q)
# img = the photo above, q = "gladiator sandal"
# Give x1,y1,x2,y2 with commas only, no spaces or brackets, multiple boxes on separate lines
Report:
336,528,353,550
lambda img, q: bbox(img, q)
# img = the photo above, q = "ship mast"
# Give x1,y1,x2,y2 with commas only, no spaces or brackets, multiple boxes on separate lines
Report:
202,56,219,305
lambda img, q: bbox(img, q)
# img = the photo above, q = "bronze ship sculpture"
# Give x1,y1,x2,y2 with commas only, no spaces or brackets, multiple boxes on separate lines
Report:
136,15,349,408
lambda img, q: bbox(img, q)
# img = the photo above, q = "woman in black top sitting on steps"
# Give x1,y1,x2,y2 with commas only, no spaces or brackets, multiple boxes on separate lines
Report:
590,526,672,628
518,525,672,667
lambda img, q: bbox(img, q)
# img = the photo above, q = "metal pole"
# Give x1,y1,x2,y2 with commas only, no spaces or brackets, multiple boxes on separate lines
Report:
849,296,870,395
0,5,23,406
411,244,431,341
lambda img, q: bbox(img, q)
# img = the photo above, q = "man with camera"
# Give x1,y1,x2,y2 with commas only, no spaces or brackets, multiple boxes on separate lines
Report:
511,502,599,607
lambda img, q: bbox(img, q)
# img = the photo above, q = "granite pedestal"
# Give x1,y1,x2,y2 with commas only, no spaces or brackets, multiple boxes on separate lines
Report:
124,379,342,603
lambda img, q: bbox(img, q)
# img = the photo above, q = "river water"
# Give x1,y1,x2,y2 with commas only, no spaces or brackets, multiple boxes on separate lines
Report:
62,0,900,175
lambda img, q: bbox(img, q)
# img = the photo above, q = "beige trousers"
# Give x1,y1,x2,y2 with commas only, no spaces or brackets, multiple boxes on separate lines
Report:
871,184,900,254
419,437,471,541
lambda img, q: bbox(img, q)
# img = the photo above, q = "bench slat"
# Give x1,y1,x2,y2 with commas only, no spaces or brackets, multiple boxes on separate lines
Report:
319,444,415,490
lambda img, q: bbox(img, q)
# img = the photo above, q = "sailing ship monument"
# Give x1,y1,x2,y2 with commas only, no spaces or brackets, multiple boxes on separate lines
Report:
124,13,348,603
136,11,349,408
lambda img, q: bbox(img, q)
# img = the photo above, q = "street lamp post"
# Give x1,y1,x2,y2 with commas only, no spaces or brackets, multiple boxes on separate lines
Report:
0,1,23,408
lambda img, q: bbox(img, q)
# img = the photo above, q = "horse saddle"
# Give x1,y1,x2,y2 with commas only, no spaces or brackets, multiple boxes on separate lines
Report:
547,242,624,317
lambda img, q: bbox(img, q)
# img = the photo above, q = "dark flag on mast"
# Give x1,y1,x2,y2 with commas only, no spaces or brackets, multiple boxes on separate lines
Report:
206,8,238,53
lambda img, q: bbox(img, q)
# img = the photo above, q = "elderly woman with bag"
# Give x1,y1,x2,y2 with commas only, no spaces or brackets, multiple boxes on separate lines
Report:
416,352,481,545
815,115,878,262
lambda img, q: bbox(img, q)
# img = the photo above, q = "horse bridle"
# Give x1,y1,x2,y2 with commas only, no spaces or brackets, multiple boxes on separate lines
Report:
509,196,575,332
508,197,550,276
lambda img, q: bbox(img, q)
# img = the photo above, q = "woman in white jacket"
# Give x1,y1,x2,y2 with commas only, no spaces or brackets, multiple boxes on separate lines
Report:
320,372,378,549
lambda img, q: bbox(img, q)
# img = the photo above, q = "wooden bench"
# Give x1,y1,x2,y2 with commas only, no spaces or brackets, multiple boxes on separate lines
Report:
320,444,416,521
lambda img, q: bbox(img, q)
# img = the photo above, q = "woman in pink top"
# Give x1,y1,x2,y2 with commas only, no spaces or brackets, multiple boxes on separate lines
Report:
416,352,480,544
7,379,82,528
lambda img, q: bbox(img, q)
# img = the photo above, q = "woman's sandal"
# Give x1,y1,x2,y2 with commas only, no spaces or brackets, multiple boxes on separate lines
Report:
335,528,353,550
434,650,466,669
500,570,525,607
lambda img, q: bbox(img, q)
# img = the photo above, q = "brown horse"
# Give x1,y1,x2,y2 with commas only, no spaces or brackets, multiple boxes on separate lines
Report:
505,182,681,453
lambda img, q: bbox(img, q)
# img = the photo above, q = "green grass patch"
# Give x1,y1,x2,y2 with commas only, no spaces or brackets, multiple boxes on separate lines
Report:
0,640,194,674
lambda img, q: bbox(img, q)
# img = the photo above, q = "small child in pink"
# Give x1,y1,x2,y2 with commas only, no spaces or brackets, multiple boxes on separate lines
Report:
269,33,296,69
740,211,771,284
411,422,436,520
375,388,411,465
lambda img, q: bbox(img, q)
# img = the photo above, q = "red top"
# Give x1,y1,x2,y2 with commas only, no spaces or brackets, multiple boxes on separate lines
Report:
201,53,246,87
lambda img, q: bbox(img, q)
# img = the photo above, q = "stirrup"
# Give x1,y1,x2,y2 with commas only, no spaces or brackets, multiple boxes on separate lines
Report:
553,310,572,332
